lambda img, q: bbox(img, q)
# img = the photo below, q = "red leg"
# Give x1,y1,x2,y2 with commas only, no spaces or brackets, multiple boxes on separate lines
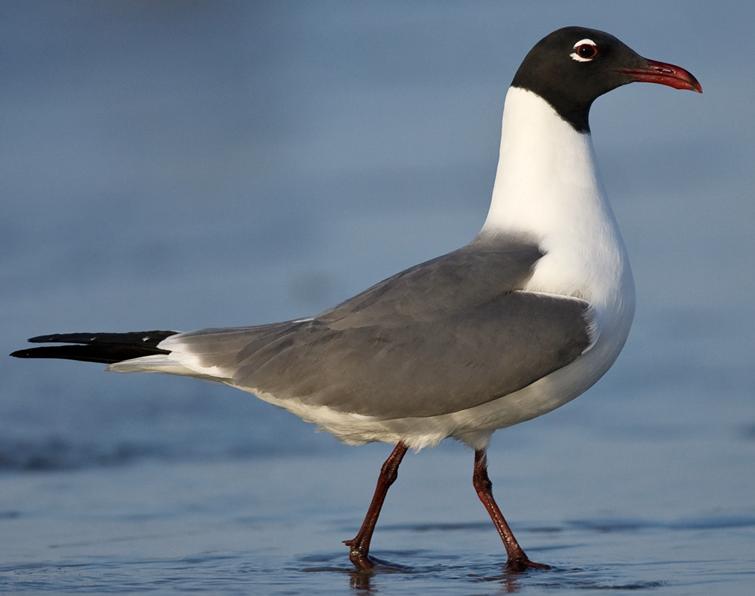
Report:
473,449,550,571
344,442,408,570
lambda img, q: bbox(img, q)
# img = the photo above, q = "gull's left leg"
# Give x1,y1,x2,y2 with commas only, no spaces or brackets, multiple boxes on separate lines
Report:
344,442,408,570
473,449,550,571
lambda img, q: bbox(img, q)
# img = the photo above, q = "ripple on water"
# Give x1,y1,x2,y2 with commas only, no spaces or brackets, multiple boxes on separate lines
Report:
296,555,670,594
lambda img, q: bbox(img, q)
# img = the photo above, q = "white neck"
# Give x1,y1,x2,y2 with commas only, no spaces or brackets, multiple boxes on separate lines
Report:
481,86,632,307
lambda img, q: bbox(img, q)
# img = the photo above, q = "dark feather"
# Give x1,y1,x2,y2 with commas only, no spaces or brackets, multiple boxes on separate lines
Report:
11,330,177,364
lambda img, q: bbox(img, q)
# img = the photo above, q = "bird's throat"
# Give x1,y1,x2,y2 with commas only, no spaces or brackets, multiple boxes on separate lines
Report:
482,87,629,306
483,87,604,239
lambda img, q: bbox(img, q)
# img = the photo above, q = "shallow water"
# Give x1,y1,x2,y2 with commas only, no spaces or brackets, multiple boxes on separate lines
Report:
2,1,755,594
2,405,754,595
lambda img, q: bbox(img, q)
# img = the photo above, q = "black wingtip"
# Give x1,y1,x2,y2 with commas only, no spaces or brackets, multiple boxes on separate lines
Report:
27,334,68,343
28,333,99,344
10,347,81,360
9,348,56,359
10,330,178,364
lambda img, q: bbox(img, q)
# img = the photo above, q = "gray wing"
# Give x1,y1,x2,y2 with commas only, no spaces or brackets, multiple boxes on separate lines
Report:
173,240,592,418
318,239,544,328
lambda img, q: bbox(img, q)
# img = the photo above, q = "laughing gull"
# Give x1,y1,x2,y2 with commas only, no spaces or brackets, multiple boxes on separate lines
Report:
12,27,701,571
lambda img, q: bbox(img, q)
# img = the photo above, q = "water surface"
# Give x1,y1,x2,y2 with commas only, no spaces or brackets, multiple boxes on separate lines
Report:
1,2,754,594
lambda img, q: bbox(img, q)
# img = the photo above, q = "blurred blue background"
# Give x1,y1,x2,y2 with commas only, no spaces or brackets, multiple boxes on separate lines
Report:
1,2,753,594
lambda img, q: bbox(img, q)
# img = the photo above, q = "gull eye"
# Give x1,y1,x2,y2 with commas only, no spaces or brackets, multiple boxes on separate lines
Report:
570,39,598,62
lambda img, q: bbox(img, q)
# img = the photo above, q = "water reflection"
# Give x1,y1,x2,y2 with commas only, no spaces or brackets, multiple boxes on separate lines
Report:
343,563,668,594
349,570,373,592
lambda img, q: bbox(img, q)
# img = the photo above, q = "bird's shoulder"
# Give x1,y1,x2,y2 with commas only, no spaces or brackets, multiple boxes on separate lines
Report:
318,236,545,329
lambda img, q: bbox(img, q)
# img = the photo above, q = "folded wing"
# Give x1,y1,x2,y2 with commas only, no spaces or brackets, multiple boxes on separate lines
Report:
162,239,592,418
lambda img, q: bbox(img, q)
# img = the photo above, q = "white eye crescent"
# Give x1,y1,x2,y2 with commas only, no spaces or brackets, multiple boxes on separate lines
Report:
570,38,598,62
